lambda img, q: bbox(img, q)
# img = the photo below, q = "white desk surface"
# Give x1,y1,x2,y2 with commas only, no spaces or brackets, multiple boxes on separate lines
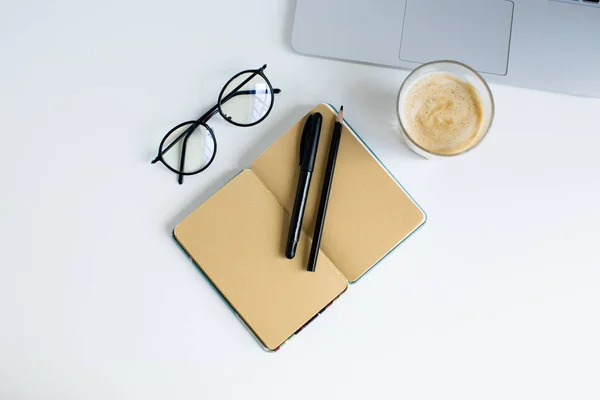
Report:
1,1,599,399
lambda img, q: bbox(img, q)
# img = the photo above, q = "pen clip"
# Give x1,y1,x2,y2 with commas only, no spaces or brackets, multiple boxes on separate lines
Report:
299,114,314,164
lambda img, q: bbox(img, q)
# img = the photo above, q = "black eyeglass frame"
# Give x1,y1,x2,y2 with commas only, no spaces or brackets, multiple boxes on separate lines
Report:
151,64,280,183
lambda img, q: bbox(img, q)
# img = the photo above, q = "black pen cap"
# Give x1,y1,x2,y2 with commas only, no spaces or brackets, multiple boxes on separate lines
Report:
299,112,322,172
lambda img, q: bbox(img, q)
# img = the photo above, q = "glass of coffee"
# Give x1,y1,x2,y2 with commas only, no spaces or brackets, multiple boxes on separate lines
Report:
397,60,494,158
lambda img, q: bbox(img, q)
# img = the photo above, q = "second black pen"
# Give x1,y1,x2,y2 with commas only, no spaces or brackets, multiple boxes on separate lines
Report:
307,106,344,272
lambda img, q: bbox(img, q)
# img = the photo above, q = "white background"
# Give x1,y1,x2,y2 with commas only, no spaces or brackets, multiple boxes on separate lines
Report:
1,1,600,399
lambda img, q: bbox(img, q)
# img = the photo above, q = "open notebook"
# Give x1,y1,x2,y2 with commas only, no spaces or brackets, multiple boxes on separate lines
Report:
174,104,426,351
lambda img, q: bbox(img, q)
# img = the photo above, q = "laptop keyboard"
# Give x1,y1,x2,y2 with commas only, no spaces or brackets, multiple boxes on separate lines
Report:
552,0,600,7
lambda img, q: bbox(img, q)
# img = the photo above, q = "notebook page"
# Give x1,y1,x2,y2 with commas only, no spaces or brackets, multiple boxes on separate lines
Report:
251,104,426,282
174,170,347,350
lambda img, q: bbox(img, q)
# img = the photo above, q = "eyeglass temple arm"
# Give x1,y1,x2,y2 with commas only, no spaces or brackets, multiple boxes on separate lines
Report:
174,88,281,183
153,88,282,160
176,128,195,185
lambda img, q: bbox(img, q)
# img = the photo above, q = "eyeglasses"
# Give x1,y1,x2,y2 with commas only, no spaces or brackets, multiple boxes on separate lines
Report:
151,64,281,184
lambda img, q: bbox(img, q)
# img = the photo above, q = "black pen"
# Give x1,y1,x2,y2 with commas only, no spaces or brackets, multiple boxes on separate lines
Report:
307,106,343,272
285,113,323,259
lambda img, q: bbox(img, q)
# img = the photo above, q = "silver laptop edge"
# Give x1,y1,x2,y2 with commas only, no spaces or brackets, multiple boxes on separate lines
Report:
292,0,600,98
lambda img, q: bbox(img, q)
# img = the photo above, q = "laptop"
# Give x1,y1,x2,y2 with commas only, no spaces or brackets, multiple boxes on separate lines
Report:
291,0,600,98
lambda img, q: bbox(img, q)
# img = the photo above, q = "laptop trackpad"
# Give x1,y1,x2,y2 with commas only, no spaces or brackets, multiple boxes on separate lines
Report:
399,0,514,76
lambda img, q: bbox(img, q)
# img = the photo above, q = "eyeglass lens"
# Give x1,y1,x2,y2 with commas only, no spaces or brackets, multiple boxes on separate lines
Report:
160,122,215,174
219,73,273,125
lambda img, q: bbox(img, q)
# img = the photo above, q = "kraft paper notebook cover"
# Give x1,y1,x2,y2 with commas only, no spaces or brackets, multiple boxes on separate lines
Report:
173,104,426,351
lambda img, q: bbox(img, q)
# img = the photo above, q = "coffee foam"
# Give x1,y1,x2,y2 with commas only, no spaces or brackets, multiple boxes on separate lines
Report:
401,72,483,155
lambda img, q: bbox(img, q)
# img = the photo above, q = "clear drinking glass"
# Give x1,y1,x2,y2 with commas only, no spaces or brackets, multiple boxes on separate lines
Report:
397,60,495,159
